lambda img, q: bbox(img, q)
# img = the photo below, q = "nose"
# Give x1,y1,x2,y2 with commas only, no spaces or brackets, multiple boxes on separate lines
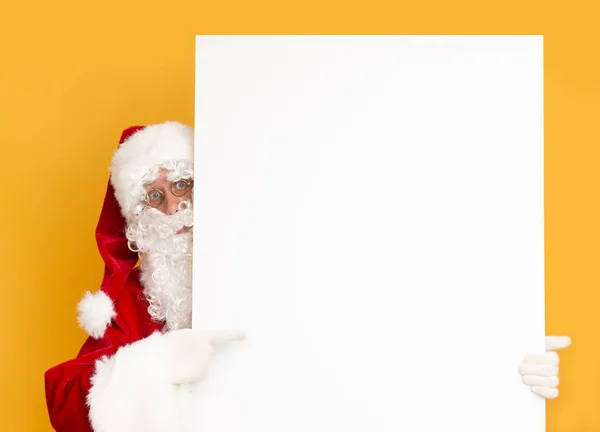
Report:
164,195,184,216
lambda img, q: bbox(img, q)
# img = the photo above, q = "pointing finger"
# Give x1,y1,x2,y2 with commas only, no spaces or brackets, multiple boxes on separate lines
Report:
546,336,571,351
207,330,247,345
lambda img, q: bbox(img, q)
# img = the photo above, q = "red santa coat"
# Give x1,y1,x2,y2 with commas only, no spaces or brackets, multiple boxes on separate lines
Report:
45,267,162,431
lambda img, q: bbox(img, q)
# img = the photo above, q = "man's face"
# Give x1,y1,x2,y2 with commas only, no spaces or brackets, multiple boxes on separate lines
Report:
143,168,193,234
144,168,193,215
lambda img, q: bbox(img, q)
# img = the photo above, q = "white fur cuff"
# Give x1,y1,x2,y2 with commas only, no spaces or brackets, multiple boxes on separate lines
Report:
87,332,195,432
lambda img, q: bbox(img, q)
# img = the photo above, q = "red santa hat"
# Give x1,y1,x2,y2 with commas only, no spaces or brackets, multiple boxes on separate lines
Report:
77,121,194,339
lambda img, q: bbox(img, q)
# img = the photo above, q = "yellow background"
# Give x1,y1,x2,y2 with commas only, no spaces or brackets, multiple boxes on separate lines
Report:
0,0,598,430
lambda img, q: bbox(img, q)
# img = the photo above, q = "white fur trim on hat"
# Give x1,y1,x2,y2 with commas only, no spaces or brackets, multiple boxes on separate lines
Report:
77,291,116,339
110,121,194,221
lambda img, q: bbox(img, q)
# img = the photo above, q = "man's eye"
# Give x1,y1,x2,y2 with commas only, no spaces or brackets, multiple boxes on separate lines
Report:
149,191,161,200
175,181,187,190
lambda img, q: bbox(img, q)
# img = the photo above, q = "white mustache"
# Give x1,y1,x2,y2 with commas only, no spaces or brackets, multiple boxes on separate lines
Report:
126,201,194,252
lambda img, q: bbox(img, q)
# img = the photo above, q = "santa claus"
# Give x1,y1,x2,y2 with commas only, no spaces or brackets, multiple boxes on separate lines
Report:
45,121,571,432
44,121,244,432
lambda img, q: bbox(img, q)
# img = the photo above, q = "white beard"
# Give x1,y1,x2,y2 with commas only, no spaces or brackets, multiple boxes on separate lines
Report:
125,203,194,332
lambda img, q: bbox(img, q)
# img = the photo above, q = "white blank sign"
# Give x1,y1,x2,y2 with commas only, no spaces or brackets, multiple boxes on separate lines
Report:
192,35,545,431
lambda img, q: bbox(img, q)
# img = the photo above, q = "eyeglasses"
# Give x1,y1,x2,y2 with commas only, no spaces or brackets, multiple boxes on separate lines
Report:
144,179,194,208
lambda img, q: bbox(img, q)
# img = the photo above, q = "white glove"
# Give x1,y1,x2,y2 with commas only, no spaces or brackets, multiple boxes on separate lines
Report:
519,335,571,399
162,328,246,385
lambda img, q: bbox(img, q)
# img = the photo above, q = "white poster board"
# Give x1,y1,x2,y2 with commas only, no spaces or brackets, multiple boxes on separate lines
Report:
192,35,545,431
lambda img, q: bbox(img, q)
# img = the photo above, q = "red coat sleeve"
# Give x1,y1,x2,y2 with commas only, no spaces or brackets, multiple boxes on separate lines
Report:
44,271,163,432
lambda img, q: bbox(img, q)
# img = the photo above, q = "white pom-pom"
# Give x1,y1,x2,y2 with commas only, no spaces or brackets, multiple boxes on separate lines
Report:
77,291,116,339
